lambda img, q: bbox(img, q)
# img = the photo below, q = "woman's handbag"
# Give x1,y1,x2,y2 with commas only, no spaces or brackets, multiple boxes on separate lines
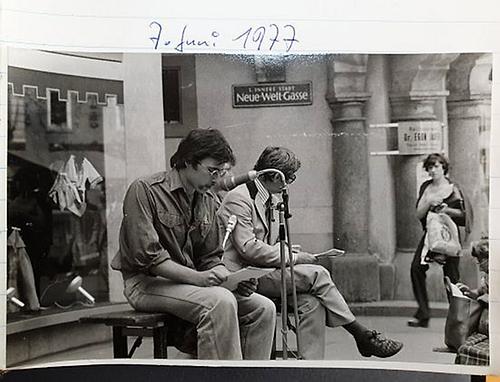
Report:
444,277,471,351
426,212,461,257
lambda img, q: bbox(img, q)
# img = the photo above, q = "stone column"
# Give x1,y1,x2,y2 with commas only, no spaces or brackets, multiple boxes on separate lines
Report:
391,100,439,253
389,54,459,301
447,53,492,242
390,54,459,251
326,55,371,254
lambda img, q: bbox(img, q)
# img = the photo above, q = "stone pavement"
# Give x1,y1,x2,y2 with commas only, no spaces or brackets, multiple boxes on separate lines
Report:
15,307,458,367
325,316,455,363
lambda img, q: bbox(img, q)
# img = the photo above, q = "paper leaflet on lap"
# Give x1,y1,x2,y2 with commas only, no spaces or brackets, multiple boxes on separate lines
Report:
313,248,345,258
445,276,472,300
292,245,345,258
220,267,275,291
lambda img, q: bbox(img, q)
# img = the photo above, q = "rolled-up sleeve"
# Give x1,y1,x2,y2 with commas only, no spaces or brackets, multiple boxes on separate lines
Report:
116,180,171,273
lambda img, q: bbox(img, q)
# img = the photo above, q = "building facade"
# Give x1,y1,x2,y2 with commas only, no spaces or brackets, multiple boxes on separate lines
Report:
5,50,492,364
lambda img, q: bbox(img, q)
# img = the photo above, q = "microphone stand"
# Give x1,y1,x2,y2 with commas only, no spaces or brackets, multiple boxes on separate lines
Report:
259,168,302,359
277,203,289,359
279,188,302,360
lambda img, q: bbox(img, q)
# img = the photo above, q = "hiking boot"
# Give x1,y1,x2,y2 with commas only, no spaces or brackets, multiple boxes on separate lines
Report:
356,330,403,358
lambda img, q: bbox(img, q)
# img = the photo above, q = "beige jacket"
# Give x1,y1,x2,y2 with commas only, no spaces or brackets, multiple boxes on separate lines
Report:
217,181,282,272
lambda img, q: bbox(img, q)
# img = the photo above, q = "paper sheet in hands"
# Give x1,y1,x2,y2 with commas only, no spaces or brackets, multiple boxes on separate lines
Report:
445,276,471,300
313,248,345,258
220,266,275,291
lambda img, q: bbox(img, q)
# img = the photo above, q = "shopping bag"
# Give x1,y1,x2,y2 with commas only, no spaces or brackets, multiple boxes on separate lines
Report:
444,277,471,351
426,212,461,257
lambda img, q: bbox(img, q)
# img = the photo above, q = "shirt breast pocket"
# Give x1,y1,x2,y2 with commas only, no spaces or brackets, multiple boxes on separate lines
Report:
157,210,183,228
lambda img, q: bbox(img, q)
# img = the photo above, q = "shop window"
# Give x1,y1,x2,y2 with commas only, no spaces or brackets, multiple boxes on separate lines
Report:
7,86,27,150
162,54,198,138
47,89,71,132
162,67,181,123
6,67,124,318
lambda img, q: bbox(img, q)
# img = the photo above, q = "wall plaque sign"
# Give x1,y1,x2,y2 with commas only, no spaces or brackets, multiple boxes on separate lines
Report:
398,121,443,155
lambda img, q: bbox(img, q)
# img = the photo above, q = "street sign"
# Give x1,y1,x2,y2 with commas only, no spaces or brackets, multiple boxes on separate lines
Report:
232,82,312,108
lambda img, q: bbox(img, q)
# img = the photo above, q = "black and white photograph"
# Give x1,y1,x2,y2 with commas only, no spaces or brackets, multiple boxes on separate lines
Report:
4,49,492,371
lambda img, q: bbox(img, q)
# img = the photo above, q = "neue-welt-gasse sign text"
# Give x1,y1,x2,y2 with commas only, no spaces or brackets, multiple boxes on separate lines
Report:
232,82,312,108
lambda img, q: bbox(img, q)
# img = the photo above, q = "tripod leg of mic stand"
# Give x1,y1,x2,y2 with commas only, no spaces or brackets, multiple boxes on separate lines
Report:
285,218,302,360
278,207,288,360
279,234,288,359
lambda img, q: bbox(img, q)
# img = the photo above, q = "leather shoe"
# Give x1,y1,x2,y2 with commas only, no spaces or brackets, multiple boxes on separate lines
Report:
407,319,429,328
356,330,403,358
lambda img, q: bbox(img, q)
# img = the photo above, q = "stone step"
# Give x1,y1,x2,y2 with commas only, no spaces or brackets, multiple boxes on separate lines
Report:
318,254,381,302
349,300,449,317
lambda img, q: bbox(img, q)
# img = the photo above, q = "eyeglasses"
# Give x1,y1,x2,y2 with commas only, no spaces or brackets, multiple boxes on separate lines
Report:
272,173,296,185
285,174,296,184
197,162,228,178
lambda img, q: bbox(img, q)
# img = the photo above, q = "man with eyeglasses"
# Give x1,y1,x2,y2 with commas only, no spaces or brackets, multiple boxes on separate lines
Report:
111,129,276,360
218,146,403,359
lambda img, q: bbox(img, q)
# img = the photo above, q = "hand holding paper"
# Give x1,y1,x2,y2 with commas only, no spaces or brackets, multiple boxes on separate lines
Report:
220,266,275,291
235,278,258,297
455,282,479,300
445,277,471,300
313,248,346,259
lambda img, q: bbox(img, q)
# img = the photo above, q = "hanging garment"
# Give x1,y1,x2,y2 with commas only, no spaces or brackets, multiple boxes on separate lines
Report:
67,210,105,270
7,229,41,312
49,172,82,213
48,155,103,217
65,155,103,195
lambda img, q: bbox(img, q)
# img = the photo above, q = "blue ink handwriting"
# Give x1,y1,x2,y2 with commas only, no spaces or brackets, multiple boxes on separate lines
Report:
232,24,298,52
148,22,298,53
150,22,220,52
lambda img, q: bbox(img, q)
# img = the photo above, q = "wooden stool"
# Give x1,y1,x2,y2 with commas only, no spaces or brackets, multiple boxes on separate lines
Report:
79,310,177,358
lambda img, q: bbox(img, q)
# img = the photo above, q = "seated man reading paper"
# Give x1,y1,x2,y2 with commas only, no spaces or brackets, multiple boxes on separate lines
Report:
218,146,403,359
111,129,275,360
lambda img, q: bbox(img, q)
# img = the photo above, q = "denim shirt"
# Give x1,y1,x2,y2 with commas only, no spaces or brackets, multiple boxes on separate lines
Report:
111,169,223,277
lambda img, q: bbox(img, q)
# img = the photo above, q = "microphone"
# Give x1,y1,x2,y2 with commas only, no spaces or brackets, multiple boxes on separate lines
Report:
222,215,238,249
215,170,258,191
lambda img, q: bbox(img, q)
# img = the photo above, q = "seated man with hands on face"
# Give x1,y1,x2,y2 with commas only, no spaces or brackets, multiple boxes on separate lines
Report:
218,146,403,360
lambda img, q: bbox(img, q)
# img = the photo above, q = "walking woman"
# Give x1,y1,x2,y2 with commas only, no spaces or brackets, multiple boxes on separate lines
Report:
408,153,472,328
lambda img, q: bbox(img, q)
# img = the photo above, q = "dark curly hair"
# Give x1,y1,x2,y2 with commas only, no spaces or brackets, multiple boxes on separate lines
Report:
423,153,449,175
471,237,488,261
254,146,301,182
170,129,236,169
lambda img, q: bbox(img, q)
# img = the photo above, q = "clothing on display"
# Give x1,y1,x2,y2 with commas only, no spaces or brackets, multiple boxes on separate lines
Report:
7,228,41,312
48,155,102,217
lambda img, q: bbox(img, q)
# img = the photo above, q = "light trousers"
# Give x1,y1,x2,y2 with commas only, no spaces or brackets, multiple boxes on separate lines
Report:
257,264,356,359
124,273,276,360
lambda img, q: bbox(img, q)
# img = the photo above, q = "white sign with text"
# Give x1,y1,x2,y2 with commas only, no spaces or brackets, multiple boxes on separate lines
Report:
398,121,443,155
